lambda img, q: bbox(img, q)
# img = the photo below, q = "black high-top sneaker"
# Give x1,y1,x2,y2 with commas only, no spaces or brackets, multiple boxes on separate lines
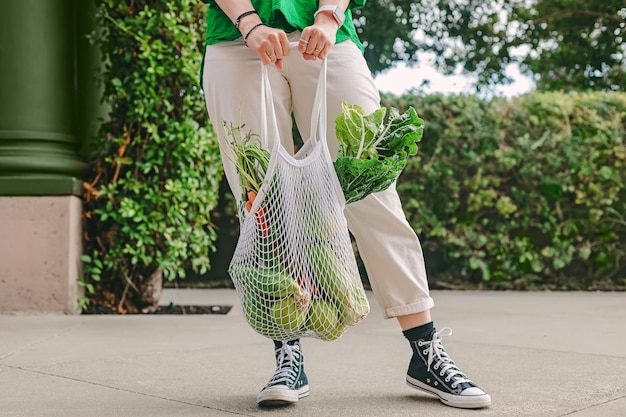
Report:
257,340,309,406
406,327,491,409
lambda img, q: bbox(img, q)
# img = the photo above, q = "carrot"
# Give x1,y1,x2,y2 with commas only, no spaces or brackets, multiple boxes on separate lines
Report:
245,190,256,213
256,207,269,236
246,190,269,237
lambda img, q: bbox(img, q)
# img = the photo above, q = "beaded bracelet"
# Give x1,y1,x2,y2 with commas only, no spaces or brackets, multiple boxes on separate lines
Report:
244,22,265,46
235,10,257,29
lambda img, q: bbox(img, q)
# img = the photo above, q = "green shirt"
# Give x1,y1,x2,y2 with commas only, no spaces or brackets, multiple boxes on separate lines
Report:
201,1,366,52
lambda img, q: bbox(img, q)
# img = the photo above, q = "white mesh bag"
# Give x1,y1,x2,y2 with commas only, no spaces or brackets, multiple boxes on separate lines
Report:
228,60,370,341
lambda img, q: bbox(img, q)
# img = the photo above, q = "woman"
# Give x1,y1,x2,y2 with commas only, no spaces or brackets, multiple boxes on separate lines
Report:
200,0,491,409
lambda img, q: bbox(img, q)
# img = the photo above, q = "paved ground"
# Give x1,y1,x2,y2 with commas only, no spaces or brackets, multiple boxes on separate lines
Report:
1,289,625,417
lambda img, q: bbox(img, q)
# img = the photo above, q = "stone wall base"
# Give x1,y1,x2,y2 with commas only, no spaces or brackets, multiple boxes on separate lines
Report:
0,196,82,313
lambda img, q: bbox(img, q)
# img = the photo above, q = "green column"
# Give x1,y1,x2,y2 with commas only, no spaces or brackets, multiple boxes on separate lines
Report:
0,0,83,196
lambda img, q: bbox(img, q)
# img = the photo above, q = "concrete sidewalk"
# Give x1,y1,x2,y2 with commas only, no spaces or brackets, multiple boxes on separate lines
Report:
1,290,625,417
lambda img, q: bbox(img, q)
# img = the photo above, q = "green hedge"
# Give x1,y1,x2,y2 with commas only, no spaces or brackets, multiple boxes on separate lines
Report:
383,91,626,290
81,0,222,312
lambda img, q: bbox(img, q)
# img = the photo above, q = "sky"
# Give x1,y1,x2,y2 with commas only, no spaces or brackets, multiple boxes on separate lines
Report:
373,58,536,98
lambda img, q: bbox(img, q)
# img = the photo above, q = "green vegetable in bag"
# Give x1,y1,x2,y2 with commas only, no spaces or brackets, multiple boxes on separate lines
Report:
234,266,303,298
306,242,369,327
242,289,273,335
271,295,308,332
306,243,353,307
307,299,340,335
317,323,346,341
337,287,369,326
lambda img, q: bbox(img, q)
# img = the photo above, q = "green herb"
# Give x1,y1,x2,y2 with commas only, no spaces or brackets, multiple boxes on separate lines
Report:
334,102,424,204
223,121,271,196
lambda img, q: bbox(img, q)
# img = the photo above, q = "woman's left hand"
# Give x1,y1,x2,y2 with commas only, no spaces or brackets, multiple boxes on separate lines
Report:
297,16,339,60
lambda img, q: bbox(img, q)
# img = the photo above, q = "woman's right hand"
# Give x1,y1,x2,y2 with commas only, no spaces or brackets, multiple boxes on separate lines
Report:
243,24,290,69
214,2,290,68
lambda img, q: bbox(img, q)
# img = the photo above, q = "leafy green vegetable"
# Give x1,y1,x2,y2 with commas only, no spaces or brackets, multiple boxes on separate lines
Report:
223,121,271,196
334,102,424,204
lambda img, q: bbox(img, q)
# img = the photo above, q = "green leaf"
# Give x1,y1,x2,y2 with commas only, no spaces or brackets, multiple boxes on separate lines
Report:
334,101,424,203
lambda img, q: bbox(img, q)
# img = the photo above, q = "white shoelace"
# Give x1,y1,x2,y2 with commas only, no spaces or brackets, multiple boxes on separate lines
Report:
419,328,472,389
268,343,300,385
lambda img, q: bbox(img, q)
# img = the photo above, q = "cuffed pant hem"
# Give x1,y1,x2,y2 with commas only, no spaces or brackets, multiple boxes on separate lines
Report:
383,297,435,320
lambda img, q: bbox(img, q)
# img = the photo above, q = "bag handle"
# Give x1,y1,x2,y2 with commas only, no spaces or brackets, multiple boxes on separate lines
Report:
309,59,328,145
260,64,279,149
260,58,328,148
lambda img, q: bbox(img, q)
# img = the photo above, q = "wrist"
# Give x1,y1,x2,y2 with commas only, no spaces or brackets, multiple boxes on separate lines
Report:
237,15,263,37
243,22,265,46
234,10,257,29
314,12,341,29
314,5,345,27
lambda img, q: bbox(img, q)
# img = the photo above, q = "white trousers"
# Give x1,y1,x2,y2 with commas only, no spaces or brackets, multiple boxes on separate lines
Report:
203,32,434,318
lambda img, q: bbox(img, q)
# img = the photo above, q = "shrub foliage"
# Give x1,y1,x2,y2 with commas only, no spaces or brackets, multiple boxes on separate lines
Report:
81,0,222,312
382,91,626,290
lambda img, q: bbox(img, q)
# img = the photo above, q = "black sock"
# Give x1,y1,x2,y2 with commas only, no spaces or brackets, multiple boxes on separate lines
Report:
402,322,435,342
